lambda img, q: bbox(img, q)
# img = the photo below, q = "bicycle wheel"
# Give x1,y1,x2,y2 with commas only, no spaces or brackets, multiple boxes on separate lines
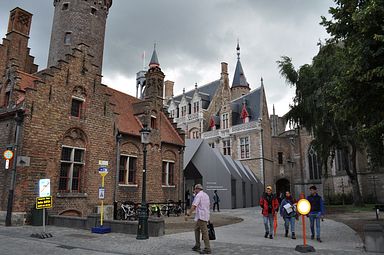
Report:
116,208,124,220
160,205,168,216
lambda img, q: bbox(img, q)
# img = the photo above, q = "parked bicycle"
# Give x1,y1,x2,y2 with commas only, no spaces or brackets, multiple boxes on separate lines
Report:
116,201,138,221
160,200,183,217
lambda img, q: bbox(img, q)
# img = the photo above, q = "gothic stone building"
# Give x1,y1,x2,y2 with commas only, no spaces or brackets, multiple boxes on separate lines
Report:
0,2,184,225
164,44,273,188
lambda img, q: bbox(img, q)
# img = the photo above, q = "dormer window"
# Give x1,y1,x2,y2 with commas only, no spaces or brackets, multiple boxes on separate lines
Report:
193,101,199,113
71,97,84,118
181,106,186,117
222,113,229,129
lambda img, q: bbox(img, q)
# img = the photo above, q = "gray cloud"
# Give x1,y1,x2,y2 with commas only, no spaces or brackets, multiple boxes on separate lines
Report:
0,0,334,115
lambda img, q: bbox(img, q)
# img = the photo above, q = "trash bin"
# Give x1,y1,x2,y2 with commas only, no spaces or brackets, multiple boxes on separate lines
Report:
31,208,44,226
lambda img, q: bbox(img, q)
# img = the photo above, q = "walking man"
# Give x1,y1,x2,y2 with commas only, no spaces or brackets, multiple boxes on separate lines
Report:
280,191,297,239
259,185,279,239
186,184,211,254
213,190,220,212
307,185,325,242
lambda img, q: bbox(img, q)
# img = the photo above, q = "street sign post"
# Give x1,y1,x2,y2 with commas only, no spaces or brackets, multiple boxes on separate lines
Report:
37,179,51,233
92,161,111,234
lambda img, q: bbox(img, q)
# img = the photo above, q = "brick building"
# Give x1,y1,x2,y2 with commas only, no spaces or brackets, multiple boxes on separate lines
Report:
0,2,184,225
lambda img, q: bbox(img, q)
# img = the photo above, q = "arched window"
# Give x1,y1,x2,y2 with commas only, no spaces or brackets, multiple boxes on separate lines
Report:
308,144,321,180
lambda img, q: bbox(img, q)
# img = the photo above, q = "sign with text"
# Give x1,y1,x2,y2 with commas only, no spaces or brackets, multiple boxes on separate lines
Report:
36,196,52,209
98,160,108,166
98,167,108,177
39,179,51,197
99,187,105,199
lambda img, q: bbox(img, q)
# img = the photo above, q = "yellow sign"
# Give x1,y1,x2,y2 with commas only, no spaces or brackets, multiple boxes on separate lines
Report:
3,150,13,160
36,196,52,209
297,199,311,215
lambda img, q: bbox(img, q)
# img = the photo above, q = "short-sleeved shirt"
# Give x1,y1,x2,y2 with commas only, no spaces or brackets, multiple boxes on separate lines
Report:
192,190,210,222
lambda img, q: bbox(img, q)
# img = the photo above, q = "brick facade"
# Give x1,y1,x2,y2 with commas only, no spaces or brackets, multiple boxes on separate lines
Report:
0,4,184,224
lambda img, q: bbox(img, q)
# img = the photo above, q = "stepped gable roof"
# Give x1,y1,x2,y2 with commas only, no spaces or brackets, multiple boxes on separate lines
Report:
16,70,39,91
172,79,220,109
107,87,183,145
231,87,261,125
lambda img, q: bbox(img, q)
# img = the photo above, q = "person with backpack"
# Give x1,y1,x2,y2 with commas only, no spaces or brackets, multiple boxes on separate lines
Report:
259,185,279,239
280,191,297,239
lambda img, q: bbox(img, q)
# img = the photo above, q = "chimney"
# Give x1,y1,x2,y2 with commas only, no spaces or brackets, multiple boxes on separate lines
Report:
221,62,228,75
164,80,174,99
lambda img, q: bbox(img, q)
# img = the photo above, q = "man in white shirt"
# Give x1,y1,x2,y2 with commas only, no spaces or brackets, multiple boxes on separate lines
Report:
186,184,211,254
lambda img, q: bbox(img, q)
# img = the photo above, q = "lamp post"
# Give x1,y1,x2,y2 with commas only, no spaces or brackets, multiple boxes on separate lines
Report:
295,193,315,253
137,125,151,240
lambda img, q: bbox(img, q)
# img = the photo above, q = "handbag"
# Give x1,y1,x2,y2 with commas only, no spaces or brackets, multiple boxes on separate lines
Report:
207,221,216,240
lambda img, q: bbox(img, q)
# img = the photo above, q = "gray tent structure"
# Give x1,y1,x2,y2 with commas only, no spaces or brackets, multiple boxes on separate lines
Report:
184,139,262,209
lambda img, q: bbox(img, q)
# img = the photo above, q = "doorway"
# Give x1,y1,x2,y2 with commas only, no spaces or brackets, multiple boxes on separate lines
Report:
276,178,290,201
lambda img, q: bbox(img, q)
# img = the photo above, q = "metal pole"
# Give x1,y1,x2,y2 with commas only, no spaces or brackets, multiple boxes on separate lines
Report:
137,143,148,239
114,134,122,219
43,208,46,233
5,110,24,226
261,128,265,189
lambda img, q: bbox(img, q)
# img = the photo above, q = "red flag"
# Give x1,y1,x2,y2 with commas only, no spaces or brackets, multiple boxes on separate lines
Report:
209,115,215,129
240,104,249,123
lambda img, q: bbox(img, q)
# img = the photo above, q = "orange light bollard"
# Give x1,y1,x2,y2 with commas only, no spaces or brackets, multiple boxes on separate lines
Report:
295,192,315,253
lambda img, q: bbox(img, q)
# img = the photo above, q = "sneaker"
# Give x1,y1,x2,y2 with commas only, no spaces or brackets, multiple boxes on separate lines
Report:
310,235,314,240
317,237,322,243
264,232,269,238
200,249,212,254
192,246,200,252
269,234,273,239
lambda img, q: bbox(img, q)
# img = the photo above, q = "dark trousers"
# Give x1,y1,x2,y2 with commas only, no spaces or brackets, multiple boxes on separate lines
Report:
213,202,220,212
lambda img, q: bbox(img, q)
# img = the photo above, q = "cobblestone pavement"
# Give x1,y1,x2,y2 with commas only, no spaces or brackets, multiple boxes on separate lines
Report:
0,207,371,255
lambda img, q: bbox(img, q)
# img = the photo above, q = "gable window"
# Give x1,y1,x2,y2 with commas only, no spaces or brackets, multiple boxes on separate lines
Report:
193,101,199,113
181,106,186,117
64,32,72,45
278,152,283,164
59,146,85,192
308,145,321,180
222,113,229,129
240,137,250,159
119,155,137,185
4,91,10,107
71,97,83,118
223,139,231,155
162,161,175,186
170,110,175,118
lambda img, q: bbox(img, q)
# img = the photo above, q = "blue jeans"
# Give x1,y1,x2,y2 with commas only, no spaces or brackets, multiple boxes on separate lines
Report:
263,214,274,236
309,213,321,238
284,217,295,233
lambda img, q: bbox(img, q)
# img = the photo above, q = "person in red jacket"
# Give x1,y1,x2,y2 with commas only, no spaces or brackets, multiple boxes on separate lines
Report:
259,185,279,239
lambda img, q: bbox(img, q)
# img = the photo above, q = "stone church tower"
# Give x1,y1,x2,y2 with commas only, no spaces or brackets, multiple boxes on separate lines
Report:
47,0,112,72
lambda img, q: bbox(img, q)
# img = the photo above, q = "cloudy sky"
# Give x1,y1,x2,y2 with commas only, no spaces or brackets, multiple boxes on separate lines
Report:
1,0,334,116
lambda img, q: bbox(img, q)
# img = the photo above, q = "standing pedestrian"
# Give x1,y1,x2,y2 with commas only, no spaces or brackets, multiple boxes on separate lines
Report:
259,185,279,239
185,189,191,209
280,191,297,239
213,190,220,212
307,185,325,242
186,184,211,254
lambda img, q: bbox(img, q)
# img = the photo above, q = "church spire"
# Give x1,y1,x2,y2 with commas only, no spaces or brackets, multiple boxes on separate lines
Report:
149,43,160,68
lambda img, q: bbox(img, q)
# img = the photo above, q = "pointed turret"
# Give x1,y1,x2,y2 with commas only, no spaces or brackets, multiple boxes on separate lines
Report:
149,43,160,68
232,41,249,88
231,41,251,100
